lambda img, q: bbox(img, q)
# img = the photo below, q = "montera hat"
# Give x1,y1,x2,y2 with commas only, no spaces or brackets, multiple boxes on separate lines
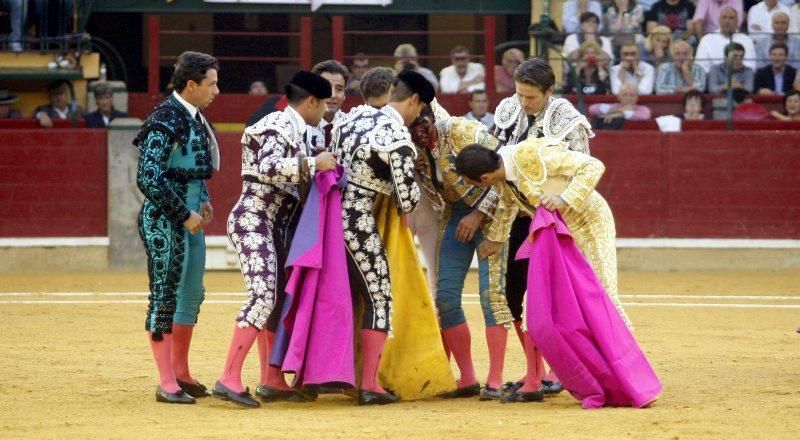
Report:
286,70,332,99
395,70,435,104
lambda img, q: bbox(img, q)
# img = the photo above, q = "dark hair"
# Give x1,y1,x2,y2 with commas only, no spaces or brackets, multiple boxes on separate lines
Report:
455,144,502,181
579,12,600,24
769,42,789,56
683,89,704,108
285,83,313,105
513,57,555,93
172,51,219,93
360,67,395,100
468,89,487,101
312,59,350,80
47,80,70,94
450,45,469,56
731,87,749,104
724,42,745,57
389,77,414,102
783,88,800,113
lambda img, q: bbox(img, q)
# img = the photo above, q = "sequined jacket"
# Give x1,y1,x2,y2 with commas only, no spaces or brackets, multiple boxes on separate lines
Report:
240,108,315,199
306,110,345,152
331,105,420,213
493,96,594,154
134,95,213,225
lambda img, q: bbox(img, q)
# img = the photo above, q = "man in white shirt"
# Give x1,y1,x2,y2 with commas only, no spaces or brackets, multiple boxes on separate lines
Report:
748,0,790,34
562,0,605,34
463,89,494,129
610,43,656,95
695,6,757,72
439,46,485,94
34,80,84,127
307,59,349,152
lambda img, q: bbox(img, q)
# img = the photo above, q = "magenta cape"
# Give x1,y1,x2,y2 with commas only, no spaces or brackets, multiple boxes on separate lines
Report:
517,207,662,409
270,166,355,387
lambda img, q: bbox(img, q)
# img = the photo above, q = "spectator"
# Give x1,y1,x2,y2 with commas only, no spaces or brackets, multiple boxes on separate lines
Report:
645,0,697,42
0,89,22,118
747,0,790,34
34,80,84,128
770,88,800,119
2,0,25,51
248,78,268,95
605,0,646,48
562,0,605,34
495,48,525,94
656,40,707,94
562,39,613,95
588,82,652,124
359,66,395,108
754,42,797,94
693,0,744,36
708,42,755,93
346,53,370,96
463,89,494,129
640,25,673,67
610,42,656,94
695,7,757,72
393,43,440,91
84,83,128,128
678,89,707,119
562,12,615,63
753,12,800,69
791,1,800,33
439,46,485,94
730,87,771,120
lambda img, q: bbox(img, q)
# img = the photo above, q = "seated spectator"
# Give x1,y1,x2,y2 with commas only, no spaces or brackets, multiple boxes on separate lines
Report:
0,89,22,119
360,66,395,108
562,0,605,34
610,43,656,94
562,40,612,95
770,88,800,120
708,42,755,93
84,83,128,128
747,0,790,34
693,0,744,36
605,0,646,48
730,87,771,120
678,89,707,119
754,42,797,94
645,0,697,42
394,43,439,91
463,90,494,129
656,40,707,94
695,7,756,72
346,53,370,96
439,46,485,94
562,12,615,63
588,82,652,126
753,12,800,69
248,78,268,95
495,48,524,94
34,80,84,128
640,25,673,67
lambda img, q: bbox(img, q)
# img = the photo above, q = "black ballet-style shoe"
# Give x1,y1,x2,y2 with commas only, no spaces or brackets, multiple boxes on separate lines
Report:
211,381,260,408
155,386,196,404
357,389,401,406
254,385,307,402
541,380,564,395
501,381,524,394
478,385,505,401
177,379,212,398
440,383,481,399
500,389,545,403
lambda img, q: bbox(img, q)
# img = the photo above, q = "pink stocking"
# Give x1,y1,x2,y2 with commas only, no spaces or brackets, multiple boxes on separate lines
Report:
149,332,180,393
441,332,451,360
171,323,195,384
256,330,269,385
513,321,526,351
218,324,258,393
360,329,388,393
263,331,291,390
518,332,545,393
485,325,508,389
441,322,477,388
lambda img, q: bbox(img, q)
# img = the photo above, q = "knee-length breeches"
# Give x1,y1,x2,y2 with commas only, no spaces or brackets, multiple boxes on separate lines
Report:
227,182,299,331
435,204,512,329
139,180,206,338
342,185,392,332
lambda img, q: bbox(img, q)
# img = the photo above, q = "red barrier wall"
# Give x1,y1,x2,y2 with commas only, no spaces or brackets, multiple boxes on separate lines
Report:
0,129,108,237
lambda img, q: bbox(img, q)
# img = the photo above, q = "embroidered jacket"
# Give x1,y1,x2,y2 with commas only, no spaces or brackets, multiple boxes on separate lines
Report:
493,96,594,154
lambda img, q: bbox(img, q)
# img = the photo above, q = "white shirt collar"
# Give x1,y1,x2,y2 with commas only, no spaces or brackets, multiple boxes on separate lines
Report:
286,104,308,135
381,105,404,124
172,91,198,119
498,145,518,182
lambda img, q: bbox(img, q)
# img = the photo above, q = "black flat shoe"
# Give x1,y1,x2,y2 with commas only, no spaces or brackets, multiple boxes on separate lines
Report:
500,390,545,403
440,383,481,399
155,386,196,404
541,380,564,395
357,390,401,406
501,381,524,394
478,385,504,401
255,385,307,402
177,379,212,398
212,381,260,408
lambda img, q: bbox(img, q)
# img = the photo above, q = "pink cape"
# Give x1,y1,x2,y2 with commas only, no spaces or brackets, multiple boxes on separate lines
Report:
518,207,662,409
270,167,355,387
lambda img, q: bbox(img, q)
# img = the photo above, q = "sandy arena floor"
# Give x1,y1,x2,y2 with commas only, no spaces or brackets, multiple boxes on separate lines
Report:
0,270,798,439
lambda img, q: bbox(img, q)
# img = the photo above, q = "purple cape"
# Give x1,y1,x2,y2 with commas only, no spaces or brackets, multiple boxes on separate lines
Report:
518,207,662,409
